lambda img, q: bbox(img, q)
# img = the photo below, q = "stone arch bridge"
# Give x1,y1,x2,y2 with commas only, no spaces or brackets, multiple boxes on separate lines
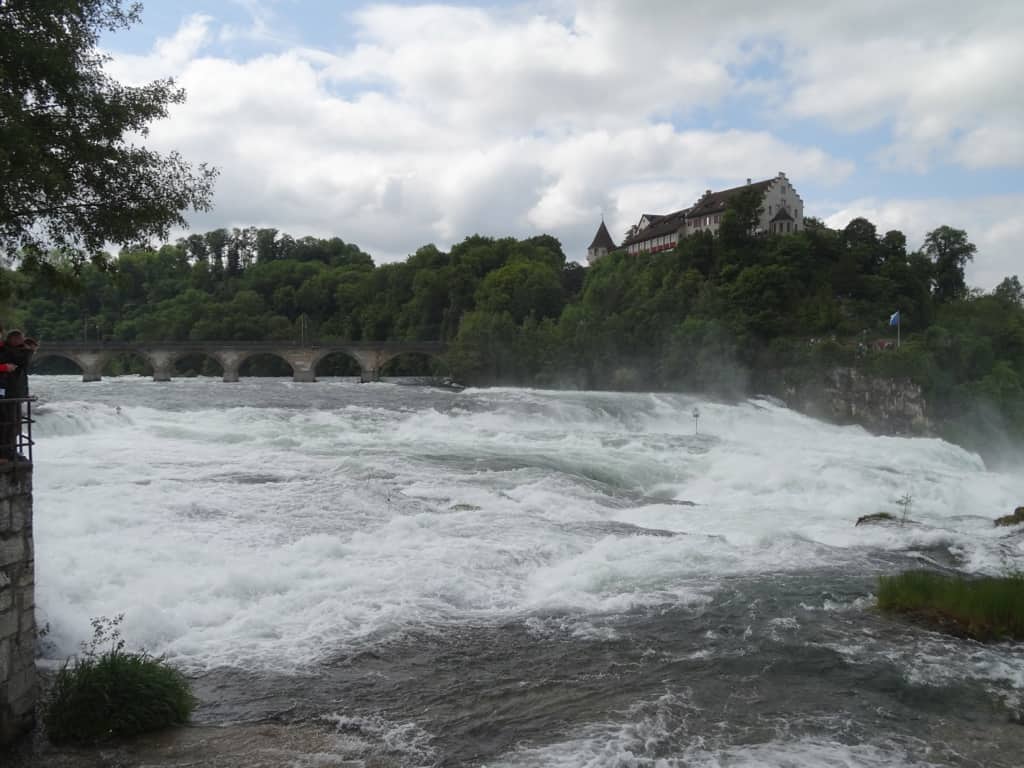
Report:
32,340,448,383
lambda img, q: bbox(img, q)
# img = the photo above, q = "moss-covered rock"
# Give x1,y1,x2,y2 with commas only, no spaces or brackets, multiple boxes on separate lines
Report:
994,507,1024,527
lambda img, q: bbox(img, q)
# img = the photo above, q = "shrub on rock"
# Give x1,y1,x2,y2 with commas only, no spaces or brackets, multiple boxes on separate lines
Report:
43,616,195,744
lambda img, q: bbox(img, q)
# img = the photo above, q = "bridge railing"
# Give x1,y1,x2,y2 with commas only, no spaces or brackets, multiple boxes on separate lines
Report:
41,339,446,350
0,397,35,465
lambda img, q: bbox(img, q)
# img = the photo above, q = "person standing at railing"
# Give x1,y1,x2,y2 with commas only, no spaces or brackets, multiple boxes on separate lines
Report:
0,330,37,462
0,326,20,461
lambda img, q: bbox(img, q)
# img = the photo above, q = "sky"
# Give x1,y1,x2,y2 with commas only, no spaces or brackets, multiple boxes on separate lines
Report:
102,0,1024,288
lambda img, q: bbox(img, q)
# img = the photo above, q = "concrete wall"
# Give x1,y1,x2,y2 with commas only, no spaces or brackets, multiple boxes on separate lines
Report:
0,465,36,745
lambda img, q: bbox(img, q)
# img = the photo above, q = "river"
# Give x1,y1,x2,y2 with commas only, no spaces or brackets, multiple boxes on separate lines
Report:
25,376,1024,766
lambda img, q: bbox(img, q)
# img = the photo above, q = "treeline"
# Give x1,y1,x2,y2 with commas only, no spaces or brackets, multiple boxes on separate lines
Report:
6,213,1024,451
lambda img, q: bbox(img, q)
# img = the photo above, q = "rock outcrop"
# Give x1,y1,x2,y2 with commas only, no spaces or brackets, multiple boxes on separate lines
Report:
781,367,932,436
995,507,1024,527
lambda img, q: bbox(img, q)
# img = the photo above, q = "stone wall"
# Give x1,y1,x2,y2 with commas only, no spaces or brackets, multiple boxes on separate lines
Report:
0,465,35,745
781,367,932,436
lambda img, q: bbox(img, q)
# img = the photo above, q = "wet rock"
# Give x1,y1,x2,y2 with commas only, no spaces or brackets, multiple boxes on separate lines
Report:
856,512,898,526
994,506,1024,527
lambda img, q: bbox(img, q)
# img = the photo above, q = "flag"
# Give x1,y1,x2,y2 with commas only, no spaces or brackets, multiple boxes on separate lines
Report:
889,311,900,326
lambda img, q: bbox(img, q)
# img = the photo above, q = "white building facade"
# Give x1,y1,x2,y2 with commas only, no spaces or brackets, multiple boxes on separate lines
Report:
612,172,804,257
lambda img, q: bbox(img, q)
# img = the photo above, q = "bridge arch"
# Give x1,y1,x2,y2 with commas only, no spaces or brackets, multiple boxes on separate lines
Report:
102,350,156,378
32,352,86,376
312,350,362,378
31,351,106,382
236,352,295,379
378,350,450,378
172,352,225,377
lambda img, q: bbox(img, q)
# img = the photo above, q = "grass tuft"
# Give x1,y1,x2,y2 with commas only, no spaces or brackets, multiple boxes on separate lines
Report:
43,616,196,745
877,571,1024,641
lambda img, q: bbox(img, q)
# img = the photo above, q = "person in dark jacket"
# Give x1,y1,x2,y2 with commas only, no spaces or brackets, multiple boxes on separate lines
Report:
0,326,18,461
0,330,37,461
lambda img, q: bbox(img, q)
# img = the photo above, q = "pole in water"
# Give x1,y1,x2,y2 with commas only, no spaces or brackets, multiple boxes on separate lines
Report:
692,407,700,435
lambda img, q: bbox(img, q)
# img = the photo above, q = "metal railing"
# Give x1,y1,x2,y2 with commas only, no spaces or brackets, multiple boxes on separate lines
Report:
0,396,36,465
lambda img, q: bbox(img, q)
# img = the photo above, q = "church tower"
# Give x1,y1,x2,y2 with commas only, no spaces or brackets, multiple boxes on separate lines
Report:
586,220,617,265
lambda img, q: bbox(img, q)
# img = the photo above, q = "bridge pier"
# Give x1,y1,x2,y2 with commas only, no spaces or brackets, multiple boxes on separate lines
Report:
283,349,318,383
149,352,174,382
216,351,243,383
78,354,106,383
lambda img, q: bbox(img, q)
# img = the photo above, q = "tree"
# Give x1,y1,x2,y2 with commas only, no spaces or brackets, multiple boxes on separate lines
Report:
474,261,563,324
994,275,1024,306
924,226,976,303
0,0,216,264
725,187,765,237
255,228,279,263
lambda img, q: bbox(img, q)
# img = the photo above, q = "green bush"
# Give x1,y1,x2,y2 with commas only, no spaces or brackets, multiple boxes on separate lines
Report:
877,571,1024,641
43,616,196,744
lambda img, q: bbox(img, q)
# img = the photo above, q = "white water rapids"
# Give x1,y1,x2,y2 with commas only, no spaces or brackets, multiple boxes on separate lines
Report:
28,376,1024,767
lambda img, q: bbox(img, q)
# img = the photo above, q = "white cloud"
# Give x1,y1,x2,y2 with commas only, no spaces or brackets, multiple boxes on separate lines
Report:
108,7,853,262
103,1,1021,266
822,196,1024,290
106,14,214,84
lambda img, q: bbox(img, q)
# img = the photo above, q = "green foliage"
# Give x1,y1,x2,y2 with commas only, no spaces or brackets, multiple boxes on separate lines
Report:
8,211,1023,452
877,571,1024,641
43,615,196,744
924,226,976,304
0,0,217,264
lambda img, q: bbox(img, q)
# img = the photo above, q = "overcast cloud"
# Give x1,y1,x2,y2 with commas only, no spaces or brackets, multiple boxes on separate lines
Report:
106,0,1023,287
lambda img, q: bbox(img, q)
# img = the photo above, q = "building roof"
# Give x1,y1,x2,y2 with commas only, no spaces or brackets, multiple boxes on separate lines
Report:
621,208,688,247
770,207,794,222
686,178,775,219
588,220,617,251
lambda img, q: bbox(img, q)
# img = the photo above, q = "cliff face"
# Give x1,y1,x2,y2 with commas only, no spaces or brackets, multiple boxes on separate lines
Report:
780,367,932,437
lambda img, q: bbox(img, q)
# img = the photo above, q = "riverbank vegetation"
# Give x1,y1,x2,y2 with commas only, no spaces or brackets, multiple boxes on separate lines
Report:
43,616,195,744
877,571,1024,642
4,204,1023,454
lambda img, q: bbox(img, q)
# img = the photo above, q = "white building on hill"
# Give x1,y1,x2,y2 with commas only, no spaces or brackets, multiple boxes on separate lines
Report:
586,172,804,264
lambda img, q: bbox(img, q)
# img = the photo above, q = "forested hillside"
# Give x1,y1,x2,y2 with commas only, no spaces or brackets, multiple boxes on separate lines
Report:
6,211,1024,454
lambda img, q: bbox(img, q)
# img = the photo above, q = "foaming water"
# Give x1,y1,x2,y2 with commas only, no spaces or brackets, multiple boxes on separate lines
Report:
29,376,1024,766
